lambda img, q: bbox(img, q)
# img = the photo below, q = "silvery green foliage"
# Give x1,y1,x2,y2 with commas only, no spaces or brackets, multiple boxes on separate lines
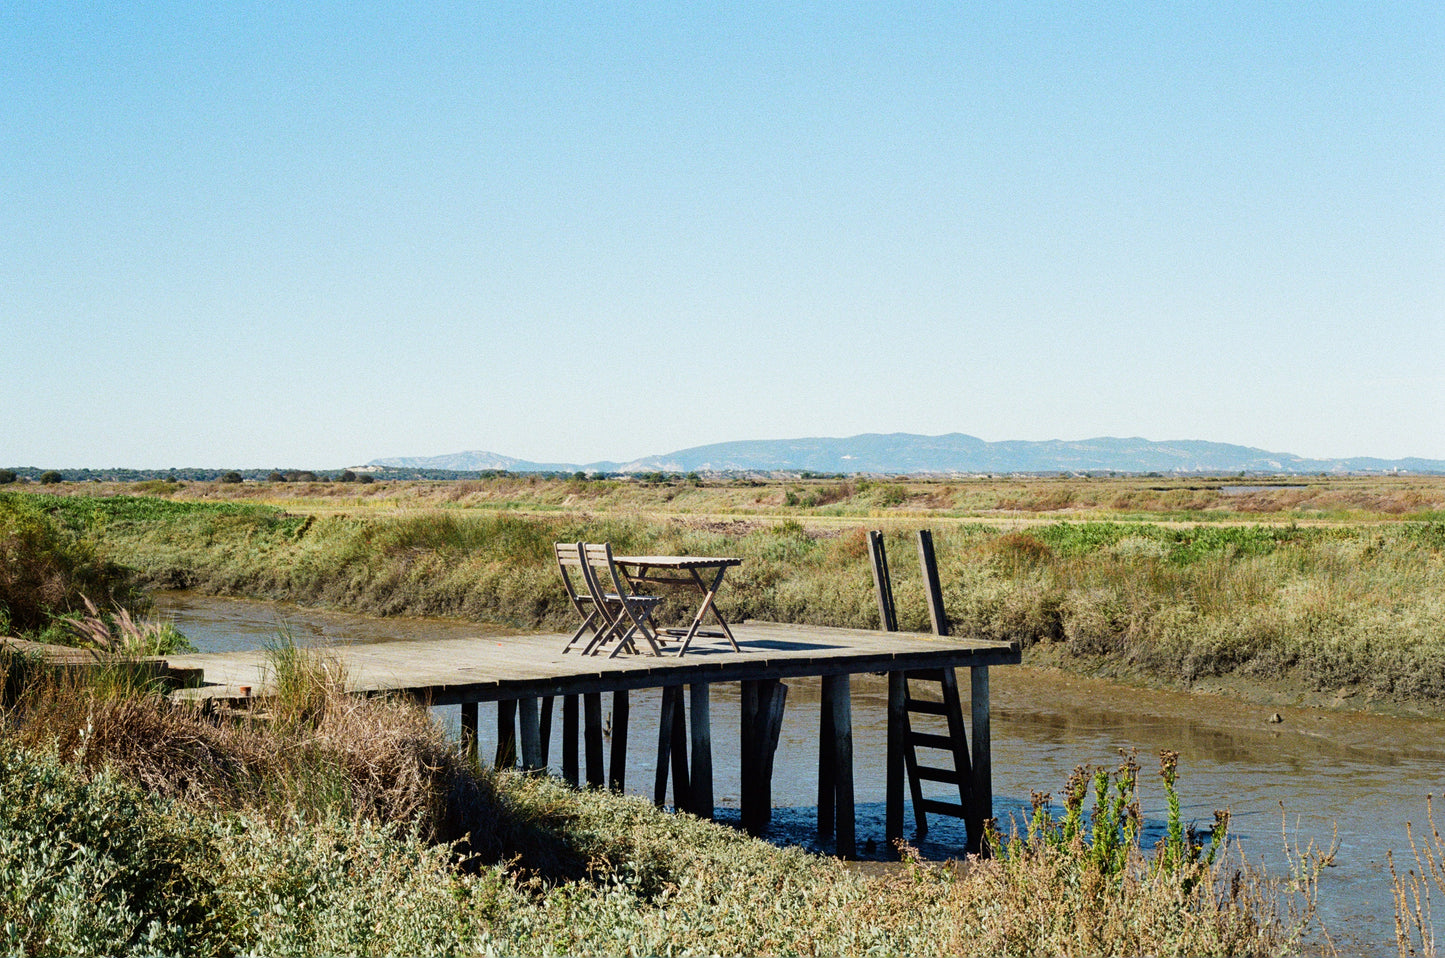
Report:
0,745,211,955
203,814,493,957
0,744,497,957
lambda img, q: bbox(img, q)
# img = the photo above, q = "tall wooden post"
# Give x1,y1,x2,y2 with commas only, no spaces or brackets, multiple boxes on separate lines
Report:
885,671,906,848
970,666,992,856
539,696,554,766
654,685,692,808
740,680,760,830
460,701,479,766
917,530,949,636
823,673,855,859
741,679,787,835
495,699,517,769
669,687,691,810
518,696,542,770
868,531,898,632
609,690,629,792
562,694,579,787
689,683,713,819
817,678,836,839
583,692,604,787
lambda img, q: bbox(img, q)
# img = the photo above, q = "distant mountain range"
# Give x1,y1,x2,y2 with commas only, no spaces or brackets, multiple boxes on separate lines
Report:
368,433,1445,476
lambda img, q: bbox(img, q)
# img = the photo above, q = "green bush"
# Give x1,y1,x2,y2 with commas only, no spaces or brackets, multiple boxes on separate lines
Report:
219,471,243,484
0,744,220,956
38,471,62,485
0,495,140,636
0,470,17,485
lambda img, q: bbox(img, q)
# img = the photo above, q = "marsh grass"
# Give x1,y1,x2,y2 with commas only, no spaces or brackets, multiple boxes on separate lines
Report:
19,489,1445,707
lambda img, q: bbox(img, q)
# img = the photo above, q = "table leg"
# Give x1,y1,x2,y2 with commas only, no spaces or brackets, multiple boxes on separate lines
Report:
677,566,740,655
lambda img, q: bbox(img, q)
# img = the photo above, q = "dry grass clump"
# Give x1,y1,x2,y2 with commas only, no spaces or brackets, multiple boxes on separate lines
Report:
1390,796,1445,956
0,645,478,843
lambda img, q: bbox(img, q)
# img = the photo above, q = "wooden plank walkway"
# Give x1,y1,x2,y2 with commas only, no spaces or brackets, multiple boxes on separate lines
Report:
165,620,1019,704
166,620,1019,859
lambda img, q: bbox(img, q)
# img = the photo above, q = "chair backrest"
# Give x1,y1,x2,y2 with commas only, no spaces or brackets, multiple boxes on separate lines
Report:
554,541,589,604
580,542,624,597
583,542,651,612
580,542,661,656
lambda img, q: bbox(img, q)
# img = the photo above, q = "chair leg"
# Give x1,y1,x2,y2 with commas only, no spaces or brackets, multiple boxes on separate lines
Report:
580,609,620,656
561,610,601,654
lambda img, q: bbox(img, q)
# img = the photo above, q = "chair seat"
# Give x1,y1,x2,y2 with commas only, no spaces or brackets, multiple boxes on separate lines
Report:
603,593,661,606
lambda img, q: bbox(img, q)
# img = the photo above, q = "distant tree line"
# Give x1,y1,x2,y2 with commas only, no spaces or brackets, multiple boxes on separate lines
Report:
0,467,383,484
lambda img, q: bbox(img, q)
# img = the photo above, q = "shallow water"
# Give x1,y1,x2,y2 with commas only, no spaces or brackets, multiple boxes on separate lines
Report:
156,592,1445,953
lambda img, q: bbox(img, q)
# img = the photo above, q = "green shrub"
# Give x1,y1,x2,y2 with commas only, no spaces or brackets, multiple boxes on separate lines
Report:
130,479,180,496
0,744,220,956
219,471,243,484
0,494,140,636
38,471,62,485
0,470,16,485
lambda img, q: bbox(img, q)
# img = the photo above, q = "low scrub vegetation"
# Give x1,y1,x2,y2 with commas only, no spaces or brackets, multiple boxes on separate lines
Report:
0,642,1312,955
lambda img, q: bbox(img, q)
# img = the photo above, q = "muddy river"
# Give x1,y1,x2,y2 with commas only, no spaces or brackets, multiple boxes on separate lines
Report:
155,592,1445,953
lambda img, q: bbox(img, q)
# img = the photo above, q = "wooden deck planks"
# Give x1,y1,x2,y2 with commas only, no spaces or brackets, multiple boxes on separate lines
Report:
167,621,1019,705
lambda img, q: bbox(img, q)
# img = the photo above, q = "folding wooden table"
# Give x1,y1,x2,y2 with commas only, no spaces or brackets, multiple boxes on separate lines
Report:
612,555,743,656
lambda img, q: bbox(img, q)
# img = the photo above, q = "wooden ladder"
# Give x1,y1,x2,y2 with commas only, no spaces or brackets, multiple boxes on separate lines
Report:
870,529,989,854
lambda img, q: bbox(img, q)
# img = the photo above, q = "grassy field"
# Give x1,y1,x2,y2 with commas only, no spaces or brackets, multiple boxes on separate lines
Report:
6,474,1445,711
0,641,1317,955
35,470,1445,521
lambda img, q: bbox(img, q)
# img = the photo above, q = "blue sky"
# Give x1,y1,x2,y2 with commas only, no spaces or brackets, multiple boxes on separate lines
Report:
3,2,1442,468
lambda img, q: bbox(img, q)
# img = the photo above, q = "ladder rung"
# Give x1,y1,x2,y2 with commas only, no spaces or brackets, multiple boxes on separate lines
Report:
907,731,957,750
917,798,969,818
905,698,948,715
914,765,962,784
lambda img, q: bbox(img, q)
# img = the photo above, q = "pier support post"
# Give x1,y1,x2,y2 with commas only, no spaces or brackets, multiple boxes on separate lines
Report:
562,694,579,787
689,682,713,819
461,701,479,766
518,696,542,770
495,699,518,769
741,678,787,835
539,696,554,767
609,690,629,792
741,681,759,829
970,666,992,857
654,686,691,809
885,671,906,849
817,677,835,840
821,673,855,859
583,692,604,787
671,687,690,810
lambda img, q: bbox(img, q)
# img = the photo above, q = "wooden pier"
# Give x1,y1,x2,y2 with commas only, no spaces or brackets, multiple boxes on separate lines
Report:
167,620,1019,857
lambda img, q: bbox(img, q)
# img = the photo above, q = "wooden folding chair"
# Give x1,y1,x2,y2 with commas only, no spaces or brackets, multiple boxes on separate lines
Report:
580,542,665,657
556,541,607,654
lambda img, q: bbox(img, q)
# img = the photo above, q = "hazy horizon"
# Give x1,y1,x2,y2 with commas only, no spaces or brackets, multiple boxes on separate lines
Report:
9,428,1445,473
